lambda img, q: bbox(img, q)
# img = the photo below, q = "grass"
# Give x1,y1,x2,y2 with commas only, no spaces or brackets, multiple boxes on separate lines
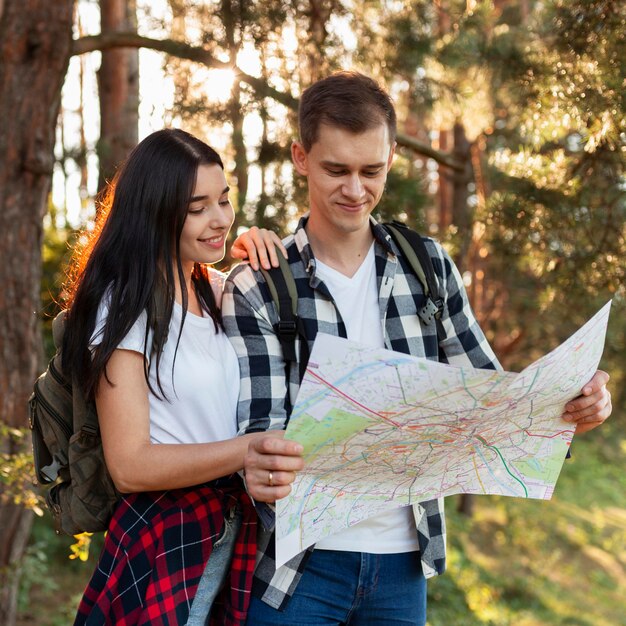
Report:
17,429,626,625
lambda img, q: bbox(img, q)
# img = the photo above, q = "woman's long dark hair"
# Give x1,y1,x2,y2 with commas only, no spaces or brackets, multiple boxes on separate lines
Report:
62,129,225,400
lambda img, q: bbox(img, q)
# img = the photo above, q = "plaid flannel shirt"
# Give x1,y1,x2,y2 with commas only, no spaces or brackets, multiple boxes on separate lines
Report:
222,215,501,611
75,477,256,626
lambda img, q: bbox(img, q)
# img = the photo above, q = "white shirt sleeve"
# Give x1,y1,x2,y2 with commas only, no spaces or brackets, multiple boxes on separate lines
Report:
90,294,151,356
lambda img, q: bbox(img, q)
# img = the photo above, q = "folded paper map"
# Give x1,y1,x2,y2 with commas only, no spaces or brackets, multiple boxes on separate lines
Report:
275,301,611,568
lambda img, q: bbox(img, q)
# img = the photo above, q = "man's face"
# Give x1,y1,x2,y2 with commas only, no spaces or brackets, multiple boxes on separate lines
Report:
292,123,395,238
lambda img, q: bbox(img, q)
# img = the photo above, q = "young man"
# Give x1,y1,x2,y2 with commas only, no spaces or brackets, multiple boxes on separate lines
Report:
222,71,611,625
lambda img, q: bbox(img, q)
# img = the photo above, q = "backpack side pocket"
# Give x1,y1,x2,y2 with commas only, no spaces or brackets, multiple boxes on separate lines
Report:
65,425,119,534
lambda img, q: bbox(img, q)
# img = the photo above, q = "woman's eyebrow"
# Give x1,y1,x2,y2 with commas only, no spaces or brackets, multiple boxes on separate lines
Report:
189,186,230,203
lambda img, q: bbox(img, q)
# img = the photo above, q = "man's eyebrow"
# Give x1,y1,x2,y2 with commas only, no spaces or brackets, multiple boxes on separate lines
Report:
189,186,230,203
320,160,386,168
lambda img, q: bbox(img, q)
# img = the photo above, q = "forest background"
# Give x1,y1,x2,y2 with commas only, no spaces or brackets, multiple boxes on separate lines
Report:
0,1,624,625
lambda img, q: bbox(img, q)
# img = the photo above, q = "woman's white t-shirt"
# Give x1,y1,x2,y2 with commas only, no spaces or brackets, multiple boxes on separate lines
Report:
91,277,239,445
313,243,420,554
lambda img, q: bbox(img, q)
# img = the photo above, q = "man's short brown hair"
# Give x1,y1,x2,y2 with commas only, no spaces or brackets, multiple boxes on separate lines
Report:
298,71,397,152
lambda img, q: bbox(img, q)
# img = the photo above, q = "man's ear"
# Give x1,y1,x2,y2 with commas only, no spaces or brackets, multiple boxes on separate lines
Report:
387,141,397,171
291,141,309,176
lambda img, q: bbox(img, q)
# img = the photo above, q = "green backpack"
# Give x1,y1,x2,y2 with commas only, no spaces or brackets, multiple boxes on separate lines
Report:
260,221,447,383
29,311,119,535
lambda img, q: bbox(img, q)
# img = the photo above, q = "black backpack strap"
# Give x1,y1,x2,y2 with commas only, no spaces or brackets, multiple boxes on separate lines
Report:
384,221,447,343
260,253,310,384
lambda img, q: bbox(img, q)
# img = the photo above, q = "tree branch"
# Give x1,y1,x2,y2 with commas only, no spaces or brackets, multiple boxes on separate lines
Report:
72,33,299,109
72,32,463,169
73,32,230,68
396,132,464,170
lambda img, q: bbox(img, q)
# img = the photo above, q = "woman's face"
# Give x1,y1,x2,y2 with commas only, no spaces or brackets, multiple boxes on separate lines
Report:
178,164,235,270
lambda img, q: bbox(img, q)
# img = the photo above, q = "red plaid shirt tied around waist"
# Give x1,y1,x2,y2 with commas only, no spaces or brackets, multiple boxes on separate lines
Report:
74,474,257,626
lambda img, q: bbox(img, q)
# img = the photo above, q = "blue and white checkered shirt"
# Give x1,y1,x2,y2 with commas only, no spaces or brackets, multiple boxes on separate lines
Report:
222,215,501,610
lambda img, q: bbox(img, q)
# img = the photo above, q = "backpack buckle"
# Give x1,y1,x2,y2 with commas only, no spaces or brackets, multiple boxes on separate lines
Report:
433,298,444,319
418,298,439,325
28,394,37,430
81,423,98,436
277,320,297,338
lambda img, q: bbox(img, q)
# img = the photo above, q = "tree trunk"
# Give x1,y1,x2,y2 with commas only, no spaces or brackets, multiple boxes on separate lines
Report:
437,128,452,230
451,121,474,264
0,2,74,624
304,0,333,83
97,0,138,191
221,0,248,210
450,121,475,518
230,81,249,208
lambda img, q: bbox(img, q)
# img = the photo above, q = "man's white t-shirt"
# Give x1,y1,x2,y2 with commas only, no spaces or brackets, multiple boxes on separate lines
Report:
313,243,420,554
91,279,239,445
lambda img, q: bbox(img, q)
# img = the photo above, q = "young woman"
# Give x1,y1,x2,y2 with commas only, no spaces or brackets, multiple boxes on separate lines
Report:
65,129,284,626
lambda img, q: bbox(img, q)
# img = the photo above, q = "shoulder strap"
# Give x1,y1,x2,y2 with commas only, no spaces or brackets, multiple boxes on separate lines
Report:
51,308,100,431
260,254,310,383
51,309,67,350
383,221,447,342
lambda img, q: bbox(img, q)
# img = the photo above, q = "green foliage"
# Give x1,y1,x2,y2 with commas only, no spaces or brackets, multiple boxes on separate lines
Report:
378,2,433,76
374,154,429,228
0,423,43,515
475,0,626,379
17,515,104,626
40,205,77,358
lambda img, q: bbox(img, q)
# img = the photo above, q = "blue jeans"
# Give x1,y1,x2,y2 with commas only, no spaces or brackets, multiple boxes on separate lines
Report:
245,549,427,625
185,505,242,626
